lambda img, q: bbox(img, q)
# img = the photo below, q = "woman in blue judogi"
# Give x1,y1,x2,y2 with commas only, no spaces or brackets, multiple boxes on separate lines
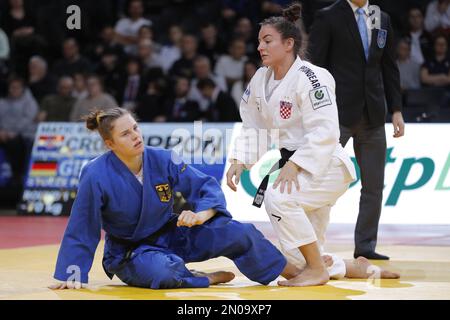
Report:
49,108,300,290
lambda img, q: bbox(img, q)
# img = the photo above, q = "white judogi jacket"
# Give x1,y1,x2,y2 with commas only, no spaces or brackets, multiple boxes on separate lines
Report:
232,56,356,180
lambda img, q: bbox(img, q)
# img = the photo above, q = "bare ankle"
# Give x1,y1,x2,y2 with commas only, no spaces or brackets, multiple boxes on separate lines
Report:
306,263,327,271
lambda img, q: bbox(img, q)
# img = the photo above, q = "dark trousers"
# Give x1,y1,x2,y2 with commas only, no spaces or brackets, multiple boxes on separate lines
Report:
0,135,31,186
339,114,386,255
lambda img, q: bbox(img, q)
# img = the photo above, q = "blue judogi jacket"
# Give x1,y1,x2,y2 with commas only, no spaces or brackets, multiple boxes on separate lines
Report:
53,146,231,283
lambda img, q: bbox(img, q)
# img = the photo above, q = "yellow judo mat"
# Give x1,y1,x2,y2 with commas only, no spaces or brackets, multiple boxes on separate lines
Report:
1,242,450,300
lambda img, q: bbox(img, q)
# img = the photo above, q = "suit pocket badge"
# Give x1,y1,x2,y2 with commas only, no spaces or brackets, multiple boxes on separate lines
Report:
377,28,387,49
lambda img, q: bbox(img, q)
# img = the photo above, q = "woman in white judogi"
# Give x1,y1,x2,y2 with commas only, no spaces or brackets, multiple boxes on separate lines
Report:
226,3,399,286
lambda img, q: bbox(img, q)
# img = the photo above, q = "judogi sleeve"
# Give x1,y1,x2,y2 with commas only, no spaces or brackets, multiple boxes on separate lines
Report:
289,70,340,177
168,151,231,218
53,165,102,283
231,68,270,169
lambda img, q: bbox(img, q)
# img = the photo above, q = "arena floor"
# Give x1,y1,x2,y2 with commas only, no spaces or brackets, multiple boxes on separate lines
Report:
1,216,449,300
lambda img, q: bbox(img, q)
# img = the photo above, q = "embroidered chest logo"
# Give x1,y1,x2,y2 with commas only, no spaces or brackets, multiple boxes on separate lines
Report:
279,100,293,119
155,183,172,202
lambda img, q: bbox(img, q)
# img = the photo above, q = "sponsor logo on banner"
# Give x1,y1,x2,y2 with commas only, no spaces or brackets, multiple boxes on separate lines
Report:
222,123,450,225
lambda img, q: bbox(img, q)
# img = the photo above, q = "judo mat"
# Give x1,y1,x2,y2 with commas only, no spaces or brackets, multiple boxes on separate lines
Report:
1,216,450,300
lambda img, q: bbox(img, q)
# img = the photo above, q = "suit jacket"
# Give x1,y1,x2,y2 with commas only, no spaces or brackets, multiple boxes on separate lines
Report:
165,97,201,122
308,0,402,127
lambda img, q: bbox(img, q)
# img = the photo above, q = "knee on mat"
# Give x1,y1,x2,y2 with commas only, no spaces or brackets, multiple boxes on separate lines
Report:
133,253,186,289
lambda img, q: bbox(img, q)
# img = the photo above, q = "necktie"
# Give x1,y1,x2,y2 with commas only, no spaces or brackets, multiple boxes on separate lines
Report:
357,8,369,60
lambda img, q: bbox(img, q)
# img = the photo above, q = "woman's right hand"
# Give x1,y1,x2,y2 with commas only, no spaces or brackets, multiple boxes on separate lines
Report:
226,161,246,192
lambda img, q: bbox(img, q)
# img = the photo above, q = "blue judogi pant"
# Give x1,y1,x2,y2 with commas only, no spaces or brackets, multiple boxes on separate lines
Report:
107,215,287,289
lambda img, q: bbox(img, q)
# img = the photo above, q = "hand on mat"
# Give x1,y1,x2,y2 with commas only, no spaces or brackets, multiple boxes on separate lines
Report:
272,160,301,194
48,281,87,290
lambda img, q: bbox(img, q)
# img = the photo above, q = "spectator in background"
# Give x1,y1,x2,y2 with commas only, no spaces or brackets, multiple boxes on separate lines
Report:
220,0,261,25
260,0,288,18
214,38,248,88
137,25,162,54
197,78,240,122
198,23,226,67
1,0,46,77
169,34,199,79
70,75,117,122
38,77,76,122
425,0,450,35
397,39,420,90
137,39,163,71
135,78,168,123
0,28,9,96
420,35,450,121
0,28,10,61
72,73,88,101
96,51,123,101
404,8,433,65
397,39,422,90
231,59,258,108
165,76,201,122
52,38,93,77
28,56,56,104
89,25,125,66
233,17,258,59
421,35,450,88
159,25,183,74
114,0,152,54
0,77,38,187
189,55,227,113
118,58,145,110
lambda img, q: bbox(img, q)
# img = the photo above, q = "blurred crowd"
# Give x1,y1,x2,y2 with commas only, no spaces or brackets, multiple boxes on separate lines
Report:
0,0,449,191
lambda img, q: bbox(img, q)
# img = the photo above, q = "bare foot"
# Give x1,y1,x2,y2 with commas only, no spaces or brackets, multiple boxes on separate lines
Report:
345,257,400,279
278,266,329,287
190,270,235,285
281,261,303,279
322,255,333,268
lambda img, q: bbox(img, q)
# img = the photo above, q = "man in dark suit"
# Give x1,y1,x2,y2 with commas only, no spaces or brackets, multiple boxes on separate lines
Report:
165,76,201,122
197,78,241,122
308,0,405,260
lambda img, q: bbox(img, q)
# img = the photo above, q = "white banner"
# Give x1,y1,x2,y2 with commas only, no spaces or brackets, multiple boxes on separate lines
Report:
222,124,450,225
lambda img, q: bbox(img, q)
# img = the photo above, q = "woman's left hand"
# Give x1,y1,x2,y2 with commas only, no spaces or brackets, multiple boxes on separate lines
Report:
272,161,301,194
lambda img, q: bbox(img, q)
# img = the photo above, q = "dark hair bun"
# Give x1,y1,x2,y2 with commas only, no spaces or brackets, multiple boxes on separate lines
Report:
282,3,302,23
85,110,104,131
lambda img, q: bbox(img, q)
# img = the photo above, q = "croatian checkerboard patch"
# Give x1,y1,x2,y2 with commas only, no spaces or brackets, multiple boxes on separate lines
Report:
309,86,332,110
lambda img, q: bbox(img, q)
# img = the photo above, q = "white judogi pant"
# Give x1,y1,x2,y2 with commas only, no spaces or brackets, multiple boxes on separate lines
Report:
264,157,354,279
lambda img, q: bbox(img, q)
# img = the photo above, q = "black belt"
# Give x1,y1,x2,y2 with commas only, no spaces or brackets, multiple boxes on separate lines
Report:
108,216,177,251
103,216,178,279
252,148,296,208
